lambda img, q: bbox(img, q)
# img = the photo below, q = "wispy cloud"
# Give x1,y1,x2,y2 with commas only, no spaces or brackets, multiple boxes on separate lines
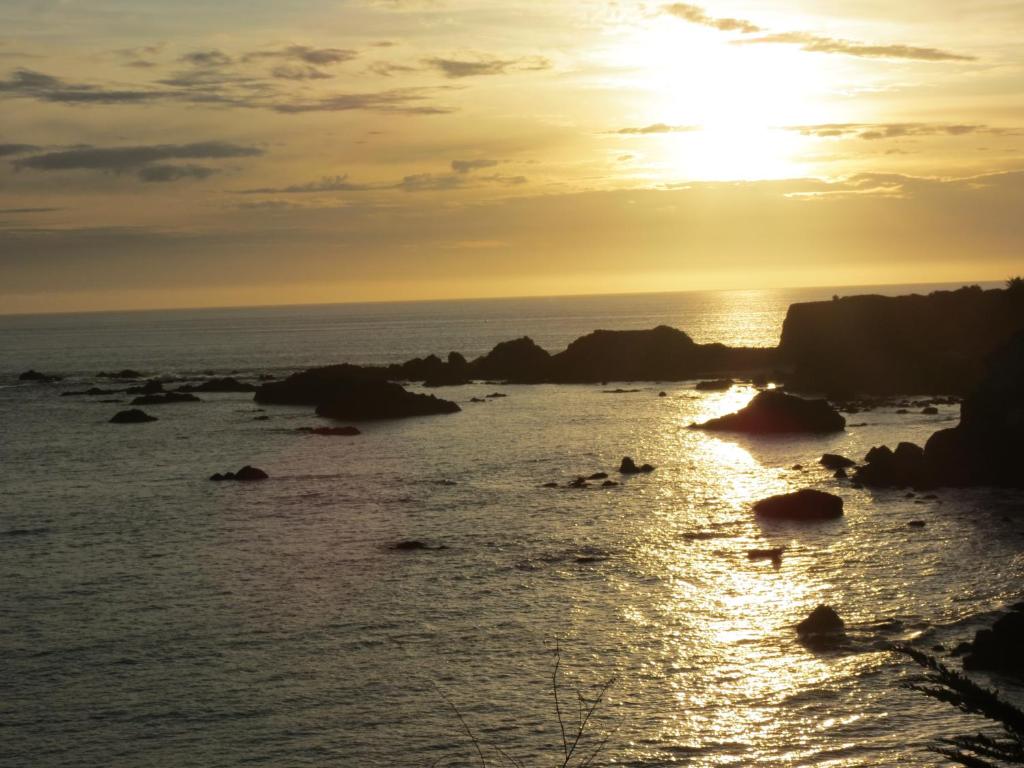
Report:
236,175,376,194
663,3,760,33
451,158,498,173
12,141,262,182
272,88,454,114
244,45,358,66
423,55,550,78
662,3,974,61
788,122,1007,139
612,123,699,135
0,143,39,157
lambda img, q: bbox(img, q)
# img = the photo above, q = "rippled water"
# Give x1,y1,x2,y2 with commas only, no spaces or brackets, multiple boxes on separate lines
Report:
1,285,1021,768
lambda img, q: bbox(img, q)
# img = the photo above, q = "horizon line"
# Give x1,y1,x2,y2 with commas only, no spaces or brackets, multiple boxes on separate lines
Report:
0,277,1007,320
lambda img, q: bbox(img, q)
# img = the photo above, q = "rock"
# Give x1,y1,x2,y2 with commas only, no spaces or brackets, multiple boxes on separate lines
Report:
853,442,927,488
297,426,361,436
176,377,257,393
796,605,845,636
833,468,847,479
602,388,641,394
469,397,486,403
126,379,164,395
907,520,926,528
486,392,507,398
587,472,609,480
61,387,122,397
747,547,784,561
391,540,445,551
130,392,201,405
211,465,268,481
18,369,61,382
659,391,667,397
601,480,619,487
109,409,157,423
753,489,843,520
619,457,655,474
779,285,1024,394
921,406,939,415
695,378,734,391
692,390,845,433
253,415,269,421
315,381,460,421
568,476,588,488
961,605,1024,675
820,453,856,470
542,481,559,488
471,337,552,382
98,369,143,379
791,464,803,471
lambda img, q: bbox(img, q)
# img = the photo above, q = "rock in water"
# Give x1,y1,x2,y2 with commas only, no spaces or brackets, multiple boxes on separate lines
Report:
19,369,61,382
961,605,1024,675
691,390,846,433
131,392,201,405
796,605,845,636
211,465,268,481
109,409,157,424
619,456,655,474
753,489,843,520
176,377,257,393
820,453,855,470
315,381,460,421
695,378,734,391
297,426,362,436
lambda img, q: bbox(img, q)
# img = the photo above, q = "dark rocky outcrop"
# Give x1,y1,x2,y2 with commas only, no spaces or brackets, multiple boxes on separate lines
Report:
210,465,268,481
126,379,164,395
958,604,1024,675
754,489,843,520
692,390,845,433
780,285,1024,394
176,377,257,393
297,426,361,436
315,381,460,421
820,453,855,470
110,409,157,423
619,457,655,474
850,330,1024,488
61,387,122,397
696,378,734,391
796,605,845,636
19,370,61,382
131,392,201,405
472,337,552,382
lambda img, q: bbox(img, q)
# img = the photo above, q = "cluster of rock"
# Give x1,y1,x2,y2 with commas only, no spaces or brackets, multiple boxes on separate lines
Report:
547,457,655,489
255,374,460,420
210,466,268,482
849,330,1024,489
953,603,1024,675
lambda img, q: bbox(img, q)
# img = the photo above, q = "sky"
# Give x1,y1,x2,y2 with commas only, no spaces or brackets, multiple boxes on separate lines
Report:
1,0,1022,313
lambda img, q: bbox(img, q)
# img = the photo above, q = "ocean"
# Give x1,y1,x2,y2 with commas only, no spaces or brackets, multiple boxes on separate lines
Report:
1,282,1021,767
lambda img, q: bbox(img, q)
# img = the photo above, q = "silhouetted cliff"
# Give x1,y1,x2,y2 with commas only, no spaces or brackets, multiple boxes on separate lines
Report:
780,286,1024,394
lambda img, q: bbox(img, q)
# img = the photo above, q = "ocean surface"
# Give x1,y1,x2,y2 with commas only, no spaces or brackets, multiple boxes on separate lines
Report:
1,283,1021,768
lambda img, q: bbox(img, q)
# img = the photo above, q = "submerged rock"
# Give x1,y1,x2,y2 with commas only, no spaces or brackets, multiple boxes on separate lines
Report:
796,605,845,636
19,369,61,382
753,489,843,520
131,392,201,405
692,390,846,434
297,426,362,436
695,378,734,391
110,409,157,424
176,377,257,393
619,456,655,474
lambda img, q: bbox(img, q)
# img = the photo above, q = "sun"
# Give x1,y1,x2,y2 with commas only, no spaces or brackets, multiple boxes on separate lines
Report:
604,21,837,181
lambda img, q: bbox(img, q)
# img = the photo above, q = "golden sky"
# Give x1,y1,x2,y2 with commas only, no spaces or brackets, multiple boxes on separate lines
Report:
1,0,1022,313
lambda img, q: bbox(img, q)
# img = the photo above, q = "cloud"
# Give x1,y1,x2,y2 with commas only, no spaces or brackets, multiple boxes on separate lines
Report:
0,207,60,214
734,32,975,61
663,3,760,33
0,143,39,157
0,67,177,104
272,89,454,114
236,175,375,194
270,64,332,80
245,45,358,66
137,164,219,182
423,55,550,78
13,141,262,173
613,123,699,135
451,158,498,173
179,49,233,67
662,4,974,61
397,172,465,191
788,123,1004,140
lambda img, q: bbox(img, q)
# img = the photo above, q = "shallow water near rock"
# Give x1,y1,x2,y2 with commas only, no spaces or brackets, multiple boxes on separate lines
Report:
2,284,1022,767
